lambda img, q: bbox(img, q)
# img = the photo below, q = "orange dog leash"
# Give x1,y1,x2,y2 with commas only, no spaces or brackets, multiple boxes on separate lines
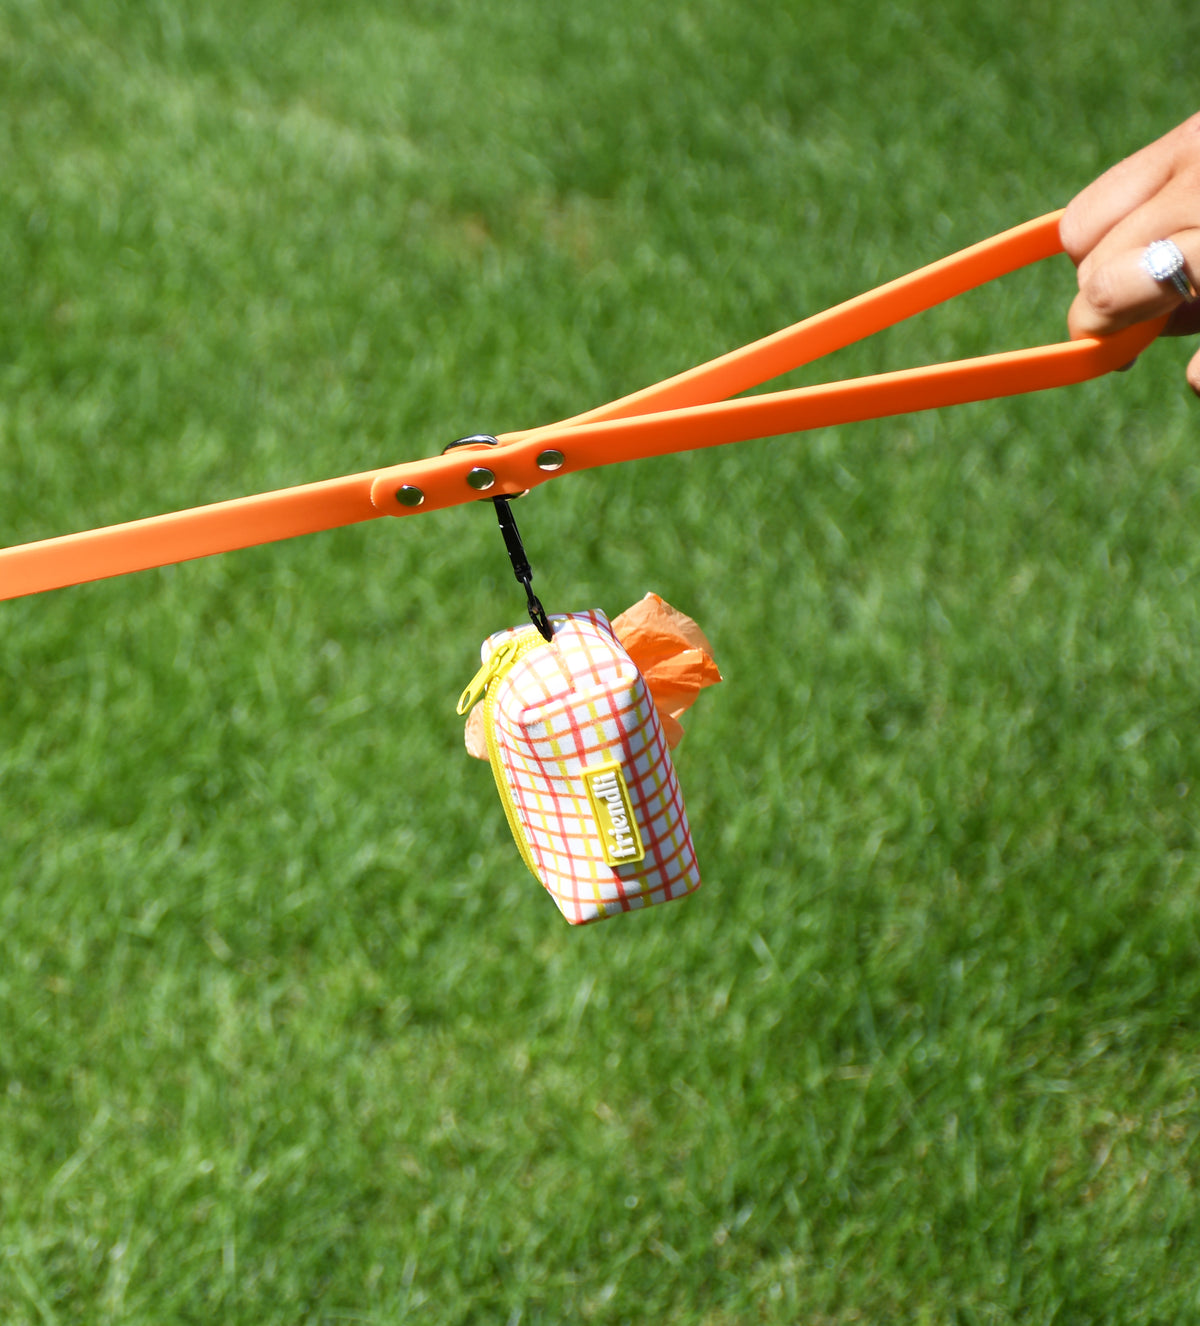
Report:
0,210,1165,602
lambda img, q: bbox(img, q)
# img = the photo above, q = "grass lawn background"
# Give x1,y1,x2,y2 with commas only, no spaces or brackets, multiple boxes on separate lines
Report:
2,0,1200,1321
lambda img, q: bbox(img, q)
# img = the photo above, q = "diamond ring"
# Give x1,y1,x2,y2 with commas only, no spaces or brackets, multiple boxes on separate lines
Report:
1141,239,1197,302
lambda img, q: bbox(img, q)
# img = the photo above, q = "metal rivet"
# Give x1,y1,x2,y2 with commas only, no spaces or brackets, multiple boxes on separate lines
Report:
395,485,425,507
536,449,565,472
466,467,496,491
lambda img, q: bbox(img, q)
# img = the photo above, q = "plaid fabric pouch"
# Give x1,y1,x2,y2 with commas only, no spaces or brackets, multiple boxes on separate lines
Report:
457,610,701,924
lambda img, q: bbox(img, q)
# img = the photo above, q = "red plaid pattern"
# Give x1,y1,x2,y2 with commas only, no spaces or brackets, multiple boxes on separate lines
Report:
480,611,701,924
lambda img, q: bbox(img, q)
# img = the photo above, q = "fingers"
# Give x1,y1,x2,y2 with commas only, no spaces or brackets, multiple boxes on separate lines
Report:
1067,223,1200,339
1061,115,1200,339
1059,121,1189,261
1060,113,1200,260
1062,114,1200,391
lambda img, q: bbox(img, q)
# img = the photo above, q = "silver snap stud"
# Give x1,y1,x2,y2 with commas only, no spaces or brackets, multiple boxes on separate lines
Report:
536,449,565,471
395,485,425,507
466,467,496,491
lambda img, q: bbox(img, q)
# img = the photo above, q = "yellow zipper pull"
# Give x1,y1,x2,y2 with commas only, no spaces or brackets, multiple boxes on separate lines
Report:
456,639,521,715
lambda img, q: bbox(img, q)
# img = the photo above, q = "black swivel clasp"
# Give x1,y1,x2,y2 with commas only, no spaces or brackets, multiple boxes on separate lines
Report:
444,434,555,642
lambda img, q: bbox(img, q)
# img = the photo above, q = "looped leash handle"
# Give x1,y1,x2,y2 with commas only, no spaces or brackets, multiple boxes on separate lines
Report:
366,210,1165,514
0,210,1168,602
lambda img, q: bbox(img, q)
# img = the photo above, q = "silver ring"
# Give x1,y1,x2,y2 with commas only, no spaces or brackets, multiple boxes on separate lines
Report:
1141,239,1197,302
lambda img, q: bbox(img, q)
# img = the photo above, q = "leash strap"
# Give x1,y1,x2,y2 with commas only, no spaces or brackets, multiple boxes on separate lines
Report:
0,211,1165,601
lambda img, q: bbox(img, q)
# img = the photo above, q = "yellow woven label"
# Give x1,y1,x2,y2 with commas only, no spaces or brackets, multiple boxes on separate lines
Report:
583,761,645,866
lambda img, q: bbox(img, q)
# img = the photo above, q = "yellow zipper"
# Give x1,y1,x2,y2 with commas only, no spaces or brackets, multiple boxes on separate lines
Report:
457,629,547,878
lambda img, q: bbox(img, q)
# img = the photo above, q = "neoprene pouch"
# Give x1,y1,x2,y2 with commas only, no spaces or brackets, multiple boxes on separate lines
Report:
458,610,701,924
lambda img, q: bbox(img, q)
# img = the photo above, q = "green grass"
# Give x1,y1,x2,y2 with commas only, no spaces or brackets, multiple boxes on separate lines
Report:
3,0,1200,1321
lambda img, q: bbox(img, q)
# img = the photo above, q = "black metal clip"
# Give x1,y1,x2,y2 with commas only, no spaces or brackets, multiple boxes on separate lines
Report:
444,435,554,642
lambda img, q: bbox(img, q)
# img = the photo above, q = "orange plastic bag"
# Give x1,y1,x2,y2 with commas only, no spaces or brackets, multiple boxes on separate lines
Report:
610,593,722,749
465,593,720,758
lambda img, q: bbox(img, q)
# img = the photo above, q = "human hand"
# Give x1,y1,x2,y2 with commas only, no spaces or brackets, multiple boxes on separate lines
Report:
1060,112,1200,393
